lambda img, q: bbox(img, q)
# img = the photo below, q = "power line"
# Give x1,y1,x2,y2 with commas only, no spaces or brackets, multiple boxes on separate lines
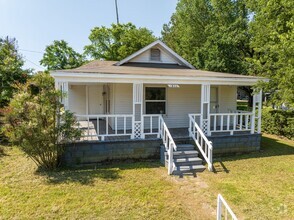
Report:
23,57,45,70
19,48,43,54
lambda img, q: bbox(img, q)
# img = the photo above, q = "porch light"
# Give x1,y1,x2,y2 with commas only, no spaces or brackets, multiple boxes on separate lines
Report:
168,84,180,88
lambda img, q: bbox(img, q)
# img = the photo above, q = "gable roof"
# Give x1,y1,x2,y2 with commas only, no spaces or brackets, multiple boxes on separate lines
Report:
114,40,196,69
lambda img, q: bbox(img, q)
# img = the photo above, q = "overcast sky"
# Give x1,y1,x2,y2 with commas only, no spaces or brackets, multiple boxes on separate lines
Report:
0,0,178,71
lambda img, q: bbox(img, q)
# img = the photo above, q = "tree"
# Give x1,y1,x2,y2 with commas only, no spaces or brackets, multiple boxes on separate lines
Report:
40,40,84,70
84,22,157,60
0,36,30,108
247,0,294,107
3,72,81,170
162,0,250,74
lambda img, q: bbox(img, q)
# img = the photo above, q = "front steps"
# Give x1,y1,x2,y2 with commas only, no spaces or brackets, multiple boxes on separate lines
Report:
161,144,206,175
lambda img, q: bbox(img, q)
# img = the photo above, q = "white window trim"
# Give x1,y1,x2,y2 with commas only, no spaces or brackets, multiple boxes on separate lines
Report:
144,85,167,115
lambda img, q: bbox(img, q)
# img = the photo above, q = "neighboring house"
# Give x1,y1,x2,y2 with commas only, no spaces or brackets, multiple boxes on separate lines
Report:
51,40,265,175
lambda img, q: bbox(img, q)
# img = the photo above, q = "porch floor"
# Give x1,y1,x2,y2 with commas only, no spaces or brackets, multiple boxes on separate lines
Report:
77,119,251,142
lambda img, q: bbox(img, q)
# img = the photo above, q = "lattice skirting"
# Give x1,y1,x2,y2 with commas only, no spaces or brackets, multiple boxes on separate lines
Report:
133,121,142,139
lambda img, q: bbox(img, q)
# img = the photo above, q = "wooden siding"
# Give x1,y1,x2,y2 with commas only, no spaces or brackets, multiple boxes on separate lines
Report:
129,47,178,64
218,85,237,113
68,85,86,115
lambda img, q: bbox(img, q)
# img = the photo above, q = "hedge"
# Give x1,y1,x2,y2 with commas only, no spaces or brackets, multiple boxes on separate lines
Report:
262,108,294,139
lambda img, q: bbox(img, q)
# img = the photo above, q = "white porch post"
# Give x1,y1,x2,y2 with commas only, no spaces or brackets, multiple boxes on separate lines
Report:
55,81,69,110
251,89,262,134
201,84,211,135
132,82,144,139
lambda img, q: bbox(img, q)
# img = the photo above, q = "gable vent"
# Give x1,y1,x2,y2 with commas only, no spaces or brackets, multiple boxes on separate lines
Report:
150,48,161,61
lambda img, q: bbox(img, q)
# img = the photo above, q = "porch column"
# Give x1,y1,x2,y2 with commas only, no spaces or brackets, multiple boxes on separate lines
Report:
251,89,262,134
55,81,69,110
132,83,143,139
201,84,211,135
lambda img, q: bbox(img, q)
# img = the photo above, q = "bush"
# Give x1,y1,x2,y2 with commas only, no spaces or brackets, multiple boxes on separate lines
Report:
262,108,294,139
3,72,81,170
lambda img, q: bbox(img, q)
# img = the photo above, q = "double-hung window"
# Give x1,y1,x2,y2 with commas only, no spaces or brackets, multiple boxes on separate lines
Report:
145,87,166,114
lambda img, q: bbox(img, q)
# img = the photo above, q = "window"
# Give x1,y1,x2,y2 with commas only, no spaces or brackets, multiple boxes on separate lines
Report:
150,48,161,61
145,87,166,114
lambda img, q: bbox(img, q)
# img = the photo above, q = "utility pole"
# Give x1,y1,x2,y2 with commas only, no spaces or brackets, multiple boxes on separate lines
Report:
115,0,119,24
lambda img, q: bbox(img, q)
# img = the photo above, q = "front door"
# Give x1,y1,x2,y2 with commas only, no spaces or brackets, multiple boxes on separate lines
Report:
88,85,103,114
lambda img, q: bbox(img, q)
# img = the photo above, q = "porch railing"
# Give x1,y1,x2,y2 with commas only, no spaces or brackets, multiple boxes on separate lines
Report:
158,116,177,175
210,111,254,135
189,114,213,171
217,194,238,220
142,114,162,138
75,114,134,141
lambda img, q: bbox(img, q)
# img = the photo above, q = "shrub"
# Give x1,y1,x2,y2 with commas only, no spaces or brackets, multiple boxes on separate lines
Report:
262,108,294,139
3,72,81,170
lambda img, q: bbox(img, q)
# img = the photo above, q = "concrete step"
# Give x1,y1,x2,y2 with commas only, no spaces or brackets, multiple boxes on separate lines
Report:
176,144,195,151
164,150,199,159
173,150,199,158
173,157,203,166
173,164,206,174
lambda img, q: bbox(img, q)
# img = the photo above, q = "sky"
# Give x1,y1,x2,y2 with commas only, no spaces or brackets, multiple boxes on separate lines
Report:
0,0,178,71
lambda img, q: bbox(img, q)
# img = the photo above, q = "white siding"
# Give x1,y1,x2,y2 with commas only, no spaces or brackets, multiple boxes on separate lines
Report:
112,83,133,114
129,47,178,64
68,85,86,114
88,85,103,114
164,85,201,128
218,85,237,113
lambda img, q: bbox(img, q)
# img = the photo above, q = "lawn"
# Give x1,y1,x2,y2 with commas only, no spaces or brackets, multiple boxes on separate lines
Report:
201,134,294,219
0,146,213,220
0,134,293,219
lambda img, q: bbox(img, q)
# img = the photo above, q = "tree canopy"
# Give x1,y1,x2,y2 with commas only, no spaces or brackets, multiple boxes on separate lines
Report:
162,0,294,106
247,0,294,107
40,40,84,70
162,0,250,74
84,22,157,61
0,37,30,108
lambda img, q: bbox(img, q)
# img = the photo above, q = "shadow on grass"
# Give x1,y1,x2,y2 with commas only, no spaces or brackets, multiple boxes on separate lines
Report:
212,161,230,174
36,160,163,185
214,135,294,164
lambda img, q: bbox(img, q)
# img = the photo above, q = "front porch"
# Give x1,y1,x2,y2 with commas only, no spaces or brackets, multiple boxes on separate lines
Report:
57,82,263,174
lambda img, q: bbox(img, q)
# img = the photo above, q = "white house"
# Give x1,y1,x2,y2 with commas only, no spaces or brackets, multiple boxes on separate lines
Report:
51,40,265,175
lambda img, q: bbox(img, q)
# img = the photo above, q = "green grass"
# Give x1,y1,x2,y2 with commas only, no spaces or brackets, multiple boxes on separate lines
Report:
200,134,294,219
237,100,250,111
0,146,213,220
0,134,293,219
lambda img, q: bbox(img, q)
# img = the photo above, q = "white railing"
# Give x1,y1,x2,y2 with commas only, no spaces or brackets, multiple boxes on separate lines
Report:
142,114,162,138
210,112,254,135
75,114,134,141
189,114,213,171
158,116,177,175
217,194,238,220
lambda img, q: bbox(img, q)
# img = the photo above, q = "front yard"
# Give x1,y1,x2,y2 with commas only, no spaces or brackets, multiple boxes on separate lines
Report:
0,134,293,219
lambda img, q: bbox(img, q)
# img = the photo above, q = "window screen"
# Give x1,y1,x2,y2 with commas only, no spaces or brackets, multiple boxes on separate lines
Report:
145,87,166,114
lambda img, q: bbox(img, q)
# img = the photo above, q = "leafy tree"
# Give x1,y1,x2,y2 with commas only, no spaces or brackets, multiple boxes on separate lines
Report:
84,22,157,60
0,36,30,108
40,40,84,70
3,72,81,170
247,0,294,107
162,0,250,74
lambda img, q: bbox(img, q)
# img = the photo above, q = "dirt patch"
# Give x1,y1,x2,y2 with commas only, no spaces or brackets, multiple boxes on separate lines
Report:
162,172,216,219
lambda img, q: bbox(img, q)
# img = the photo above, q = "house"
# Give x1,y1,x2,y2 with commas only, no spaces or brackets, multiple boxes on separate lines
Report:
51,40,265,175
